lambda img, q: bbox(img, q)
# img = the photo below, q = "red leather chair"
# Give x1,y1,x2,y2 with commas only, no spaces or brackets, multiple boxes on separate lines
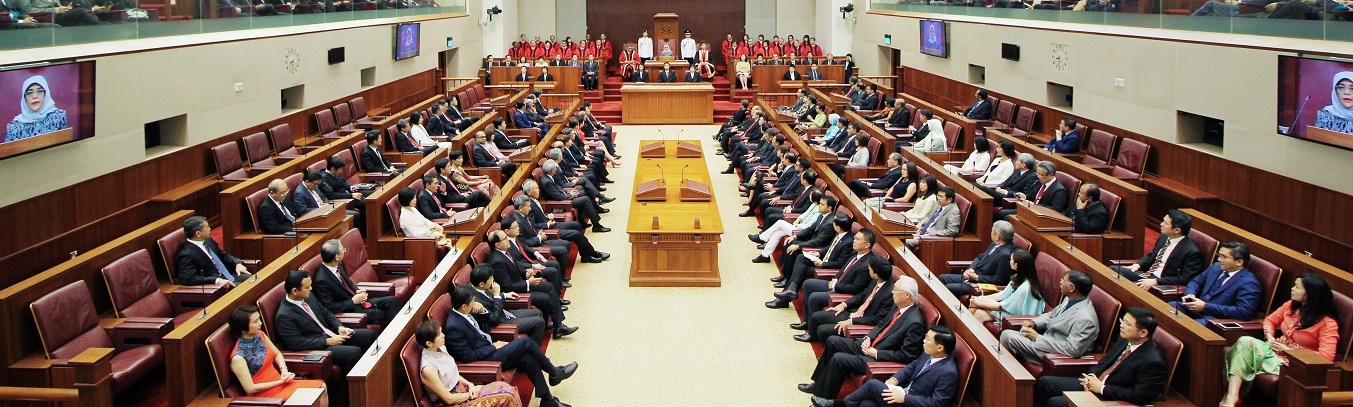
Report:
1008,107,1037,137
349,97,385,127
1109,138,1150,181
315,109,348,140
1079,130,1118,168
993,100,1016,127
242,132,279,170
204,325,286,406
1030,286,1121,378
400,335,512,406
1051,328,1185,407
1191,229,1220,264
30,281,166,395
332,103,356,130
338,228,414,303
157,229,188,285
1054,171,1082,203
245,188,289,237
267,124,302,158
951,336,978,407
213,142,250,183
942,121,962,152
101,249,197,328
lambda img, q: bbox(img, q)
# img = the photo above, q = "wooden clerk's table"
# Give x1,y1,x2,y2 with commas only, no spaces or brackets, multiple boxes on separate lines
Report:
620,83,714,124
627,141,722,287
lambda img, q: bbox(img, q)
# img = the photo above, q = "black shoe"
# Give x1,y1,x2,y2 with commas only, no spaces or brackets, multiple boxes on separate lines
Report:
774,289,798,301
810,396,834,407
593,252,611,261
552,325,578,339
721,168,735,174
592,226,612,233
738,211,755,217
790,321,809,330
540,397,572,407
579,223,592,229
748,234,766,244
598,207,611,214
771,276,786,283
560,305,569,311
560,299,571,305
715,149,725,154
549,362,578,386
765,299,790,309
613,154,622,159
581,256,604,263
793,333,814,342
752,255,770,263
600,196,617,204
561,282,573,288
564,276,572,282
798,383,815,394
773,280,787,288
602,178,616,184
598,186,608,192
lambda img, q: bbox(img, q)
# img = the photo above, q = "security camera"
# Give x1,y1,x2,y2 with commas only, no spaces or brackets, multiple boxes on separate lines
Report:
839,3,855,19
486,5,502,21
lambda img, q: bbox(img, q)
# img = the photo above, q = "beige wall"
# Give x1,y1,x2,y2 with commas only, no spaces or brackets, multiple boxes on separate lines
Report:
516,0,557,43
854,11,1353,195
0,13,485,208
554,0,588,41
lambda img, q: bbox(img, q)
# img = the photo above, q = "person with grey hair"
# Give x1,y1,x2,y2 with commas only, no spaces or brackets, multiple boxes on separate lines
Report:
471,130,517,176
548,144,613,207
939,220,1017,297
540,160,609,233
391,118,438,156
1000,270,1099,363
802,275,928,405
978,152,1040,207
506,195,570,268
997,160,1069,221
311,239,401,327
257,179,297,235
518,180,609,263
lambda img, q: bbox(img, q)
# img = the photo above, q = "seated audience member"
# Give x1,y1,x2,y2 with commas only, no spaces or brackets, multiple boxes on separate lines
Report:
969,249,1047,324
996,161,1068,221
1167,242,1262,324
1111,210,1206,289
441,286,576,407
537,66,555,81
1191,0,1272,16
734,55,753,90
978,153,1038,207
471,131,518,176
767,210,850,309
795,258,896,343
17,0,104,25
862,98,895,122
910,110,948,153
498,217,568,292
274,270,376,374
847,153,903,199
1065,183,1109,234
311,239,400,327
752,190,828,260
414,319,521,407
904,187,962,248
434,156,492,209
1043,117,1081,154
852,84,880,110
974,140,1017,186
178,216,253,287
513,66,531,81
226,305,327,401
961,89,994,120
884,99,912,129
779,89,810,115
484,230,577,338
409,112,448,148
466,265,548,345
486,117,530,152
783,63,803,80
863,162,920,208
518,180,609,263
940,220,1015,298
257,179,298,234
442,96,476,132
901,175,941,223
425,103,449,138
540,161,608,233
397,187,453,248
656,62,678,82
319,156,366,202
360,131,399,175
417,175,452,220
793,229,880,331
1037,308,1168,407
1220,273,1340,407
581,56,601,90
944,136,992,175
999,270,1099,363
800,276,928,402
392,119,438,156
762,168,818,227
832,326,961,407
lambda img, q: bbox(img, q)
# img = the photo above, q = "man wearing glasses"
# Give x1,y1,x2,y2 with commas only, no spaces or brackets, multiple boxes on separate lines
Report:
999,270,1100,363
1035,308,1168,407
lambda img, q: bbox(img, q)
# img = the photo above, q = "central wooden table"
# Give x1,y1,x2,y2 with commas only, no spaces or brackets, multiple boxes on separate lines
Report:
620,83,714,124
627,141,723,287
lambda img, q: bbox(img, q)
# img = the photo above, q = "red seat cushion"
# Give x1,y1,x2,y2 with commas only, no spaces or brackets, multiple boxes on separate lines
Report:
109,344,165,394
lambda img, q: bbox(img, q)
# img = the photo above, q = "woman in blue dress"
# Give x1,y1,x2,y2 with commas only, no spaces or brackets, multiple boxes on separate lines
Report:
968,249,1047,323
6,75,69,142
1314,71,1353,134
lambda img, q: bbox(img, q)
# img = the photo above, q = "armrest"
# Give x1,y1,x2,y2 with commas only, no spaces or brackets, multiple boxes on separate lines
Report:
489,325,517,342
355,282,396,298
282,351,333,380
1207,319,1265,345
504,295,531,310
240,260,263,273
814,269,839,280
826,293,853,307
1041,353,1102,377
1001,315,1037,331
864,361,907,381
542,229,560,241
443,202,470,212
1108,259,1136,267
372,260,414,278
1148,285,1184,303
334,313,369,329
881,202,913,212
108,318,173,352
360,172,396,183
542,200,572,214
225,397,287,406
946,261,973,274
845,324,874,338
167,284,228,315
458,361,504,384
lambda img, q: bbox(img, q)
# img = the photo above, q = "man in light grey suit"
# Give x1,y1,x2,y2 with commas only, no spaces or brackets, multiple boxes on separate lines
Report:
905,186,962,248
1000,270,1100,362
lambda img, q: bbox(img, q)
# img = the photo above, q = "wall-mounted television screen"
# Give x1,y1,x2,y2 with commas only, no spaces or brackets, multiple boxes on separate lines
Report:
1278,55,1353,151
919,20,949,59
393,23,420,61
1001,43,1020,61
0,61,95,160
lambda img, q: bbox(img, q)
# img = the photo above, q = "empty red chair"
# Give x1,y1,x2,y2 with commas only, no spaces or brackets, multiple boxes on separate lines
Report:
30,281,166,395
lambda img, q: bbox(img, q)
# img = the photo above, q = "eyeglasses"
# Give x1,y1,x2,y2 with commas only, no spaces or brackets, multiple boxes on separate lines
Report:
24,88,46,96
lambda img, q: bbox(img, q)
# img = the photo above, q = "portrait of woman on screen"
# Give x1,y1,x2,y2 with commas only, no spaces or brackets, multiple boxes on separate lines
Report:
6,75,69,143
1314,71,1353,134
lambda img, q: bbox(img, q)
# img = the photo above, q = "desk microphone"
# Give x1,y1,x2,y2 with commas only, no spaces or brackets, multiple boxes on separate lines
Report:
658,129,666,143
655,164,666,186
680,164,690,185
675,129,685,142
1287,95,1312,136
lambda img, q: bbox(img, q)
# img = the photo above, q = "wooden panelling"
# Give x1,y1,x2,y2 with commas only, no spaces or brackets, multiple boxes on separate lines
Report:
585,0,747,66
899,67,1353,270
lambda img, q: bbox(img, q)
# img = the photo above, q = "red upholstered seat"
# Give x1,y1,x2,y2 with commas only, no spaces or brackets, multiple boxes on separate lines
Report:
1054,171,1081,203
315,109,345,140
157,229,186,284
338,228,413,303
1080,130,1117,167
1190,229,1220,264
333,103,355,129
213,142,249,182
243,132,279,169
246,188,284,236
30,281,165,395
1110,138,1150,181
268,124,301,157
101,249,196,328
994,100,1015,125
1008,107,1036,137
204,324,284,404
942,121,962,152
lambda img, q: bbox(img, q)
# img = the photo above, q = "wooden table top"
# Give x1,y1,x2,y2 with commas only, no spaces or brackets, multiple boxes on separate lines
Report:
627,141,723,234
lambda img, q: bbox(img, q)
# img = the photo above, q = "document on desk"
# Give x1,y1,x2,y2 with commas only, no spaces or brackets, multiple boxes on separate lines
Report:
285,388,324,406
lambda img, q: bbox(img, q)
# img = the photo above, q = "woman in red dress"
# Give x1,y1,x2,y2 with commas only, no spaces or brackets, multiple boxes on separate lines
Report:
227,306,327,403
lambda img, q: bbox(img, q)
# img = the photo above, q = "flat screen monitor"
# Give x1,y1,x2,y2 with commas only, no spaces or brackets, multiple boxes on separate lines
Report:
1001,43,1020,61
393,23,420,61
1277,55,1353,151
328,47,345,65
919,20,949,59
0,61,95,160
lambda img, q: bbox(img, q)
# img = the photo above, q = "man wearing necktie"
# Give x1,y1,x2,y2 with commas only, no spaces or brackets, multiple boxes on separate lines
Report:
442,285,578,407
467,265,548,345
175,216,252,287
1168,242,1262,324
501,217,569,293
801,276,928,403
1111,210,1206,290
807,62,823,80
905,187,962,249
795,259,896,343
310,240,401,327
767,212,854,309
997,161,1068,221
1035,308,1168,407
939,220,1017,297
834,325,962,407
416,175,451,220
257,179,297,234
273,270,376,374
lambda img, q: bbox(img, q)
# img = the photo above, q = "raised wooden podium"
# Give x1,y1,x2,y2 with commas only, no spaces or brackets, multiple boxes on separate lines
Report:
294,203,345,233
635,179,667,201
1014,202,1074,232
628,140,722,287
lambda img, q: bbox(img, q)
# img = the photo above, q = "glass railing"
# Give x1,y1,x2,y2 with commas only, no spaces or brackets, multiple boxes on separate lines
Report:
0,0,465,52
871,0,1353,42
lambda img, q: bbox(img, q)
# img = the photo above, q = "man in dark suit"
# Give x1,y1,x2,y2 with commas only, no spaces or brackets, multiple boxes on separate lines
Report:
741,153,800,217
430,157,490,209
630,68,650,83
442,96,475,132
852,84,880,110
499,217,568,293
1035,308,1168,407
797,230,880,323
998,160,1068,220
292,171,330,216
442,286,576,407
783,63,803,80
488,117,530,149
940,220,1016,297
415,175,450,220
762,170,818,228
962,88,994,120
1168,242,1262,324
795,258,896,342
483,231,577,339
466,265,547,345
359,131,398,175
318,156,363,201
753,162,809,225
514,66,532,82
656,62,677,82
1066,183,1110,234
513,100,548,136
311,239,400,327
471,131,517,175
176,216,252,287
581,56,600,90
841,54,856,83
536,66,555,81
766,199,843,309
425,103,448,138
980,153,1038,206
1045,116,1082,154
540,161,608,233
847,153,903,198
1112,210,1206,289
806,63,824,80
833,325,961,407
391,119,436,156
801,276,928,401
683,68,701,82
273,270,376,374
257,179,297,234
519,182,610,263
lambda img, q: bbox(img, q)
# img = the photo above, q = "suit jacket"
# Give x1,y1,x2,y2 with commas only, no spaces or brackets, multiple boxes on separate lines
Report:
490,129,522,150
631,71,650,82
842,61,856,77
970,242,1015,285
858,93,880,110
891,354,959,407
539,174,572,202
1045,130,1081,153
514,72,531,81
311,263,362,314
999,169,1039,196
176,238,242,286
1184,264,1261,321
868,305,927,364
887,108,912,128
512,110,538,131
963,100,993,120
582,61,600,76
416,189,448,219
1135,236,1205,286
1067,200,1110,234
869,167,902,189
830,253,876,295
471,143,499,168
791,214,837,249
1026,181,1070,213
360,146,393,173
486,249,531,293
806,69,823,80
290,183,329,215
1031,297,1100,357
392,131,419,153
771,165,800,192
537,73,554,81
816,233,857,268
1089,339,1168,405
274,295,344,351
471,288,511,329
442,309,496,362
920,203,961,237
845,279,898,326
425,115,447,137
684,71,701,82
512,212,548,247
257,197,296,234
783,71,802,80
318,171,355,200
657,70,677,82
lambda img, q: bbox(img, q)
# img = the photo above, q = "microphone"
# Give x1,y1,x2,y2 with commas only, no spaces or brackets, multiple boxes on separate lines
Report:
1287,95,1312,136
676,129,685,142
658,129,666,143
680,164,689,185
655,164,666,186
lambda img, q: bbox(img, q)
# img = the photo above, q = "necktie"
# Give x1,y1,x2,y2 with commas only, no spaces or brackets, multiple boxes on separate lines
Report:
1035,183,1049,203
204,242,234,281
300,301,339,338
428,191,443,209
823,233,846,259
1100,347,1133,381
837,255,863,281
464,313,493,343
512,241,536,264
921,207,945,234
872,310,903,342
1143,242,1169,278
275,200,295,222
309,187,325,206
331,266,371,308
1213,272,1232,294
850,282,882,319
904,360,936,393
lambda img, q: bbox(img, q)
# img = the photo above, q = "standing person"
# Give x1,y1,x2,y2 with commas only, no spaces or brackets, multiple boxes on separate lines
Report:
680,30,697,66
596,33,613,67
636,30,653,65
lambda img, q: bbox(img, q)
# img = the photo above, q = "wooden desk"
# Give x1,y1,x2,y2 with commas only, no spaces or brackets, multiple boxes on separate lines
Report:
644,60,689,79
620,83,714,125
750,65,846,93
487,66,581,94
626,141,723,287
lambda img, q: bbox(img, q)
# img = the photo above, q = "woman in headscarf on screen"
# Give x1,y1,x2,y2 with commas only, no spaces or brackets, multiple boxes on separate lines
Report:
1315,71,1353,134
7,75,69,143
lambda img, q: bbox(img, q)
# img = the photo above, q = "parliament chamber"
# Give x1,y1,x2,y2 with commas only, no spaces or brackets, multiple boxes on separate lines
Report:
3,1,1353,407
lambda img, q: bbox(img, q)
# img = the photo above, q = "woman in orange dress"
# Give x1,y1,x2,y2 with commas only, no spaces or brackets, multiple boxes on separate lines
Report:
1220,273,1340,407
228,305,327,404
415,320,521,406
